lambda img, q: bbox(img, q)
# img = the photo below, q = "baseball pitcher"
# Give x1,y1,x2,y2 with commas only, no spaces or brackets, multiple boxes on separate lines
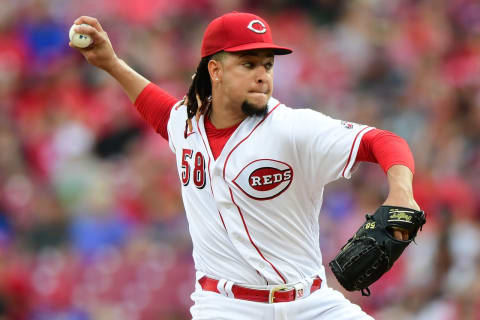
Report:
70,12,426,320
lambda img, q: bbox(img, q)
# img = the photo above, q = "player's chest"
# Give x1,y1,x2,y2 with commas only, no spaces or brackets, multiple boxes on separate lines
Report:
175,117,295,201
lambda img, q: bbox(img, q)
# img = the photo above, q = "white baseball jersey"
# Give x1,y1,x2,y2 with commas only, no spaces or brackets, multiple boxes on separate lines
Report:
166,97,373,286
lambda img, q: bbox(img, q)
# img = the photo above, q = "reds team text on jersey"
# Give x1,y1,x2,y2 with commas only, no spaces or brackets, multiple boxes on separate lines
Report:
167,97,373,285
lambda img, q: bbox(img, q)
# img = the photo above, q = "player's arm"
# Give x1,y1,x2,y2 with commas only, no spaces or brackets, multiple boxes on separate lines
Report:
356,129,420,240
70,16,179,140
383,165,418,211
69,16,149,102
330,129,425,295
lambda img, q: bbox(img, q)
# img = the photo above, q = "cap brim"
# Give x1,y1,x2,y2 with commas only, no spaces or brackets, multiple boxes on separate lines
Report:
224,42,292,55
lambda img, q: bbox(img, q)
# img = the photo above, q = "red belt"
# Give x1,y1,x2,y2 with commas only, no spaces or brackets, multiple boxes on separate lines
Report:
198,276,322,303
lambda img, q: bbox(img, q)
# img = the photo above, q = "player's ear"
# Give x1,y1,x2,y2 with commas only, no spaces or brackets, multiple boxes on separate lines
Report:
208,59,222,84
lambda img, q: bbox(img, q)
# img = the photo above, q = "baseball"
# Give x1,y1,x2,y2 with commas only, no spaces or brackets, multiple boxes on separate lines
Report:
69,23,92,48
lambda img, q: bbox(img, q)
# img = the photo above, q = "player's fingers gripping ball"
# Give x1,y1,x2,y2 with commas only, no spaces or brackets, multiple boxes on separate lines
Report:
329,205,426,296
69,24,93,48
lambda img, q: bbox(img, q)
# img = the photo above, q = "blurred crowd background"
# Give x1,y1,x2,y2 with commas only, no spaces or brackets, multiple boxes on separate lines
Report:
0,0,479,319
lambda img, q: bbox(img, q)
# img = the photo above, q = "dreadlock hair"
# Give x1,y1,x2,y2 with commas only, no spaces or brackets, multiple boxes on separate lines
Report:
184,52,226,137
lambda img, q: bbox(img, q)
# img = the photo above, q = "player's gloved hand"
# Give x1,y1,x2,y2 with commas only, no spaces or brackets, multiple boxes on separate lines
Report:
69,16,119,72
328,205,426,296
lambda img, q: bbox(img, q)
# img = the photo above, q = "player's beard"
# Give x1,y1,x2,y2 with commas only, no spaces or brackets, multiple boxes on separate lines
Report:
241,100,268,117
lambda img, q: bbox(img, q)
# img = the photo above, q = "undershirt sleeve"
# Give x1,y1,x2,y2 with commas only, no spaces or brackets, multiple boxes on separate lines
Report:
134,83,180,141
356,128,415,174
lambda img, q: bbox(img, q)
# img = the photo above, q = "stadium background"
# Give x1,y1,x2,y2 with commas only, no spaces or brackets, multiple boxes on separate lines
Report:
0,0,479,319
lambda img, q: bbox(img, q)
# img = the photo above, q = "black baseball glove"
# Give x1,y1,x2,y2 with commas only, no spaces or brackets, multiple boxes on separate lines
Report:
328,205,426,296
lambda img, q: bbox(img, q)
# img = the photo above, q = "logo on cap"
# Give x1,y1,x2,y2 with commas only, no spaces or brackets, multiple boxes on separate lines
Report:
247,20,267,34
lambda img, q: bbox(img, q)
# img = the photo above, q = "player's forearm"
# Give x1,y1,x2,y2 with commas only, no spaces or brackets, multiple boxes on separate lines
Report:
383,165,419,210
104,58,150,103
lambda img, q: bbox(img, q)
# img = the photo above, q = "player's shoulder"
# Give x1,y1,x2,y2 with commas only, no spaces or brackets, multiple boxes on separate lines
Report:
166,99,189,145
168,100,188,122
267,97,331,123
267,98,370,136
171,99,187,113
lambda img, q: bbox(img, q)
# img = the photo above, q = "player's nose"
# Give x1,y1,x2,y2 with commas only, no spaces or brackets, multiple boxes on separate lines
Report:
255,67,269,84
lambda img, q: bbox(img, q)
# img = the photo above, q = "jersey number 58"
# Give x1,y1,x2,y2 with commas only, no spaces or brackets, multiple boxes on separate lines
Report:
181,148,206,189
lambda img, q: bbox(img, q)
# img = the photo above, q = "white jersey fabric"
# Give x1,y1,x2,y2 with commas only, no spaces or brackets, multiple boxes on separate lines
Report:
166,97,373,286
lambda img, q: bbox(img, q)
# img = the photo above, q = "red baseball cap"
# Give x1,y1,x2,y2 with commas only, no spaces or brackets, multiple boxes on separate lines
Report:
201,12,293,58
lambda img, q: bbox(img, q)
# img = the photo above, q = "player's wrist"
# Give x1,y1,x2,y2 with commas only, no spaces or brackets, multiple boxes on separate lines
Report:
383,191,419,211
384,165,419,211
102,55,123,74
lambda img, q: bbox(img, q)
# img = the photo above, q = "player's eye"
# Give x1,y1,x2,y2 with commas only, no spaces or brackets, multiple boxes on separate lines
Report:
243,62,254,68
265,62,273,70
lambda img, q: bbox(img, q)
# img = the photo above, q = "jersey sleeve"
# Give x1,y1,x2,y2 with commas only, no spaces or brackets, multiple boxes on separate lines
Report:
356,128,415,174
291,108,374,185
134,83,180,140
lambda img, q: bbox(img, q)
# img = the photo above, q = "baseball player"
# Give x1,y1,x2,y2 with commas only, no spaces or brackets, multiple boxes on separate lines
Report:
70,12,424,319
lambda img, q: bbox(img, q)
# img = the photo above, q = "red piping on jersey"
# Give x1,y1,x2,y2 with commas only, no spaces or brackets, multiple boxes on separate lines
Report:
223,103,281,180
175,101,184,110
197,118,227,230
218,210,226,230
342,126,370,178
228,187,287,284
221,103,286,283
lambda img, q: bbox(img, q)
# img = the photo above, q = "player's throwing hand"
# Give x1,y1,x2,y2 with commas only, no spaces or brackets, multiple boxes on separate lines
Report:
69,16,118,71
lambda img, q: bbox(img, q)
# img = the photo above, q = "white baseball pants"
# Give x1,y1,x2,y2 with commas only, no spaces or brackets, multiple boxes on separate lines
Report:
190,281,374,320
